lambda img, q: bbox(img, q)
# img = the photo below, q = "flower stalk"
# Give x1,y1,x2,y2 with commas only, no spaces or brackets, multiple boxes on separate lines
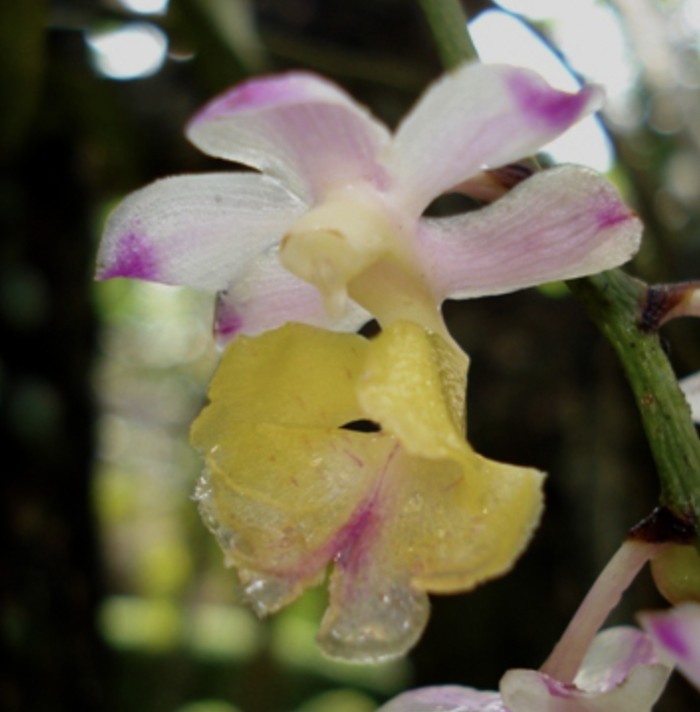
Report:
540,539,666,682
417,0,478,69
418,0,700,545
567,272,700,535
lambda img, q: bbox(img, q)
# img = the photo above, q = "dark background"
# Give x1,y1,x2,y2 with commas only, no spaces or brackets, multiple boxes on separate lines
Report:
3,1,700,710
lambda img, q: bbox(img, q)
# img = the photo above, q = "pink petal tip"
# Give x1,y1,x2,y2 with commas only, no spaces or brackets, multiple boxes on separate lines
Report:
189,72,328,128
97,232,160,281
507,72,601,130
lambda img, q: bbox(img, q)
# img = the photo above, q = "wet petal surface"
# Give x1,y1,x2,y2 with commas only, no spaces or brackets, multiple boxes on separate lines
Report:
191,322,545,660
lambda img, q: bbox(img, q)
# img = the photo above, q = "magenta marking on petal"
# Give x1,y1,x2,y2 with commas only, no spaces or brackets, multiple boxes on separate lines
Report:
404,686,505,709
333,502,376,571
508,73,593,129
191,73,318,126
649,618,691,660
624,633,657,669
214,297,244,341
596,203,634,229
541,675,579,699
248,444,393,585
98,232,159,281
331,445,399,574
343,449,365,468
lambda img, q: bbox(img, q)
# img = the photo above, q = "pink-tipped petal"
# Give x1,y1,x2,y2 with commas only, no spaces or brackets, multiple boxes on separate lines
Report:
640,604,700,690
186,71,392,203
377,686,506,712
501,628,672,712
213,248,370,344
96,173,306,291
414,166,641,302
389,63,603,214
98,231,160,282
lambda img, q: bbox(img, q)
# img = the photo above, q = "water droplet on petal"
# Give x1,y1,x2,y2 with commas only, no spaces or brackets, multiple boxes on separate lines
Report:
318,576,430,662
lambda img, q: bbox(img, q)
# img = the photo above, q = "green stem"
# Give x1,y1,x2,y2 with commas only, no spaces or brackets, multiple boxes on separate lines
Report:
417,0,478,69
567,272,700,535
418,0,700,540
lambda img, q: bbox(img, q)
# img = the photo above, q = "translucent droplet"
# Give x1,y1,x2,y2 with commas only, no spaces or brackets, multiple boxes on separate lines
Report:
238,570,307,618
402,493,423,514
318,580,430,662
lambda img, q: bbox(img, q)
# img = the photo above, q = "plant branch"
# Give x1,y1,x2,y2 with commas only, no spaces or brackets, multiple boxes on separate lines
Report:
417,0,478,69
418,0,700,542
566,271,700,535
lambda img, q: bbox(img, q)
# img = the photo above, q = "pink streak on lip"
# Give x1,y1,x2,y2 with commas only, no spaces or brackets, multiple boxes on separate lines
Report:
507,72,594,129
249,444,397,585
98,232,159,281
331,445,398,575
333,502,376,571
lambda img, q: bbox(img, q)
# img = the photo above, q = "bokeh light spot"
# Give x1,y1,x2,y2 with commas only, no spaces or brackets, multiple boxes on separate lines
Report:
86,22,168,80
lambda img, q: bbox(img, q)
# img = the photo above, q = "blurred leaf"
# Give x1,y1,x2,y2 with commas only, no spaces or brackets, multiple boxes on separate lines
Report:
99,595,183,652
137,537,193,596
271,613,409,693
294,689,377,712
174,701,243,712
168,0,255,95
186,603,262,662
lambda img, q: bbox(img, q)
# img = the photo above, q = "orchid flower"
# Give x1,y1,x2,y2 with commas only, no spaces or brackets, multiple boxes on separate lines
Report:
191,319,544,662
96,62,642,341
378,541,674,711
640,603,700,690
96,63,643,662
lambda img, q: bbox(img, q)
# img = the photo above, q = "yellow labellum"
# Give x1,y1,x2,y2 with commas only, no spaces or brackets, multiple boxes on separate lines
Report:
191,320,544,661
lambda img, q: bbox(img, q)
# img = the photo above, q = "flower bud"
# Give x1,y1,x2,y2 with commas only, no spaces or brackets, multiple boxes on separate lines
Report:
651,544,700,604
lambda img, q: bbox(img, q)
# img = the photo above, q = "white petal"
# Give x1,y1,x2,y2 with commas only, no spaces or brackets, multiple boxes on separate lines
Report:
377,685,506,712
96,173,306,291
213,246,371,344
573,626,672,694
186,71,392,203
388,62,603,214
414,166,641,301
